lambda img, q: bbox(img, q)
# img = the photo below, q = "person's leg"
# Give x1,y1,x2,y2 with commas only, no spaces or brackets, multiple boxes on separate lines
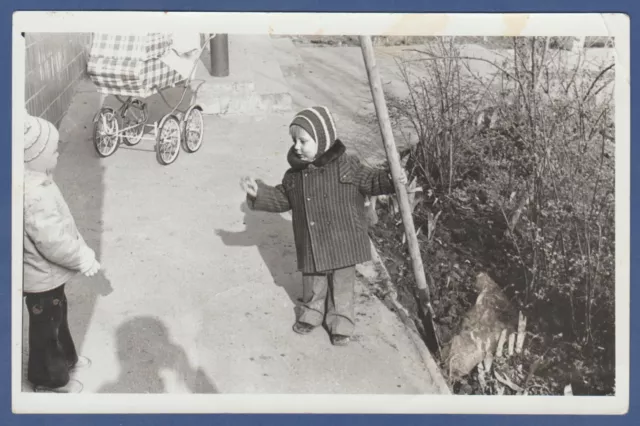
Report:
325,266,356,345
25,286,70,387
295,273,329,333
25,285,82,392
57,285,80,368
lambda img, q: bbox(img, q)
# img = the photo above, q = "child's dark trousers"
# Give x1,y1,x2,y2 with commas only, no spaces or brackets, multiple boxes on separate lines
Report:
24,284,78,388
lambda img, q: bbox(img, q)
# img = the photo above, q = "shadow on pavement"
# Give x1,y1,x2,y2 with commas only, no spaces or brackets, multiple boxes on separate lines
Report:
97,316,218,394
55,83,115,352
215,202,302,308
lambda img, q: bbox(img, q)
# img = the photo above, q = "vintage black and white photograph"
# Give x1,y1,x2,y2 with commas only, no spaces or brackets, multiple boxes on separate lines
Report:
12,12,629,414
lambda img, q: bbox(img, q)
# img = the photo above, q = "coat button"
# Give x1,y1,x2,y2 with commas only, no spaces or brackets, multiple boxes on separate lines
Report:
307,197,311,201
310,221,315,226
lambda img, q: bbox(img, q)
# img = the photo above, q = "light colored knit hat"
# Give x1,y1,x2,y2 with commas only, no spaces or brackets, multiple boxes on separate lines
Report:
24,113,59,163
290,106,337,154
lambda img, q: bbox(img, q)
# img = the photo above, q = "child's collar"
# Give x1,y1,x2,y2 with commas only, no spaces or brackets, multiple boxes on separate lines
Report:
287,139,346,170
24,168,52,189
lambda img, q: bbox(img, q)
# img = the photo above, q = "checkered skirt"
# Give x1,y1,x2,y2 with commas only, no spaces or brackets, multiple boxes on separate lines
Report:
87,33,186,98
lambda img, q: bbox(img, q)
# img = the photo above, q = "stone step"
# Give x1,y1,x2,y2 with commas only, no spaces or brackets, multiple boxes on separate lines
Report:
191,35,292,116
202,91,291,115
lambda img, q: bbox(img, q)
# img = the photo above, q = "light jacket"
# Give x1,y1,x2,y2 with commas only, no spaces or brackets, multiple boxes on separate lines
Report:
23,170,95,293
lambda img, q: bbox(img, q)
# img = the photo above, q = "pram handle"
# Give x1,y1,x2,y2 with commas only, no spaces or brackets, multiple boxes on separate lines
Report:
173,33,217,80
201,34,217,52
152,33,218,116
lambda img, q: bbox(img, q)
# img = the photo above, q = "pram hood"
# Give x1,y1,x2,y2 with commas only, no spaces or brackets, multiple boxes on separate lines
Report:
86,33,204,98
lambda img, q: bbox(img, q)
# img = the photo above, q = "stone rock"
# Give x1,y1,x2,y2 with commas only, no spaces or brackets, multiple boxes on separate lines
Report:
442,272,518,379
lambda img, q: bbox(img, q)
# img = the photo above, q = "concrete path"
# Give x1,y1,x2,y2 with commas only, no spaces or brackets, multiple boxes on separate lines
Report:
21,36,448,395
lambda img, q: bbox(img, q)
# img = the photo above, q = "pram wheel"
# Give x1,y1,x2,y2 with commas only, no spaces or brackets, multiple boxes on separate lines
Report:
181,105,204,153
122,99,148,146
93,107,120,158
155,115,182,165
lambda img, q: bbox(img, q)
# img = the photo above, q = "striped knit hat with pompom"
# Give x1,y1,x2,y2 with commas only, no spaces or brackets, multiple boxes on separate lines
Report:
24,112,59,163
290,106,337,154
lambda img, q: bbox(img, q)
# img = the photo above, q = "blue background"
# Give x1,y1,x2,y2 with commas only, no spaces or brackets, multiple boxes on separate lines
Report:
2,1,635,425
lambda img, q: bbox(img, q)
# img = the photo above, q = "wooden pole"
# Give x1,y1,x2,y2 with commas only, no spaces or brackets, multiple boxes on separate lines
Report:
359,35,434,316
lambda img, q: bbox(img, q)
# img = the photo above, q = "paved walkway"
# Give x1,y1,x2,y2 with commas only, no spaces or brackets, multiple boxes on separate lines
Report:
21,38,447,395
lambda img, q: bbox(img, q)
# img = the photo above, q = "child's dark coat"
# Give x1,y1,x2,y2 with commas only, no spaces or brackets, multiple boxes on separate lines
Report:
248,140,395,273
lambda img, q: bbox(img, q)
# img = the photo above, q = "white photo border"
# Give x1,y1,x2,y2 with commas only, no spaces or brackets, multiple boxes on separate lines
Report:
12,11,630,415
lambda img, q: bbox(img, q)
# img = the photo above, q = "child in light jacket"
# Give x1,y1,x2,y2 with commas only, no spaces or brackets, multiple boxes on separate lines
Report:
23,113,101,392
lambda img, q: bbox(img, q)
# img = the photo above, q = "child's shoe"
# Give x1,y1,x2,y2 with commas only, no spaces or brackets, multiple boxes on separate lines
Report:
331,334,350,346
292,321,315,335
69,356,91,372
33,379,83,393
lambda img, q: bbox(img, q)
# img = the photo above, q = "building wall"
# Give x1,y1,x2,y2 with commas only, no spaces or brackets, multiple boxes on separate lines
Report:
24,33,92,126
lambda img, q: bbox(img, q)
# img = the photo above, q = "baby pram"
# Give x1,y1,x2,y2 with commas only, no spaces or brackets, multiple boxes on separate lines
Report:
87,33,214,165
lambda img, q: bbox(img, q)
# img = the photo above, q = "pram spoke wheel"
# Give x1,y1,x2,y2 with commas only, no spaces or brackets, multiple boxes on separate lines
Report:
182,105,204,153
93,107,120,158
122,99,148,146
155,115,181,165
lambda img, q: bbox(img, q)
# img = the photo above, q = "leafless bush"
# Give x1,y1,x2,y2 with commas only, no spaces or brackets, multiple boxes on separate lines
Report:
385,36,615,394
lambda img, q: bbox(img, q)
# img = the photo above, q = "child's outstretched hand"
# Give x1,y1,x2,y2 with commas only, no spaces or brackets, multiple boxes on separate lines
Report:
240,176,258,198
83,259,101,277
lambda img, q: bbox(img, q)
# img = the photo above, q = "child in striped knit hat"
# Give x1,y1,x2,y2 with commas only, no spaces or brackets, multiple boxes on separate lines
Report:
242,106,406,346
23,113,100,392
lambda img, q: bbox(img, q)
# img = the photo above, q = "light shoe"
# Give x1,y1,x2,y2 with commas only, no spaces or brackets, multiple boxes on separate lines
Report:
331,334,350,346
33,379,83,393
292,321,315,335
69,356,91,371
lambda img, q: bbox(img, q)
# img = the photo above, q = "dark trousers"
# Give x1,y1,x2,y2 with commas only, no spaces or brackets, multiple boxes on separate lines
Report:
298,265,356,336
24,284,78,388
